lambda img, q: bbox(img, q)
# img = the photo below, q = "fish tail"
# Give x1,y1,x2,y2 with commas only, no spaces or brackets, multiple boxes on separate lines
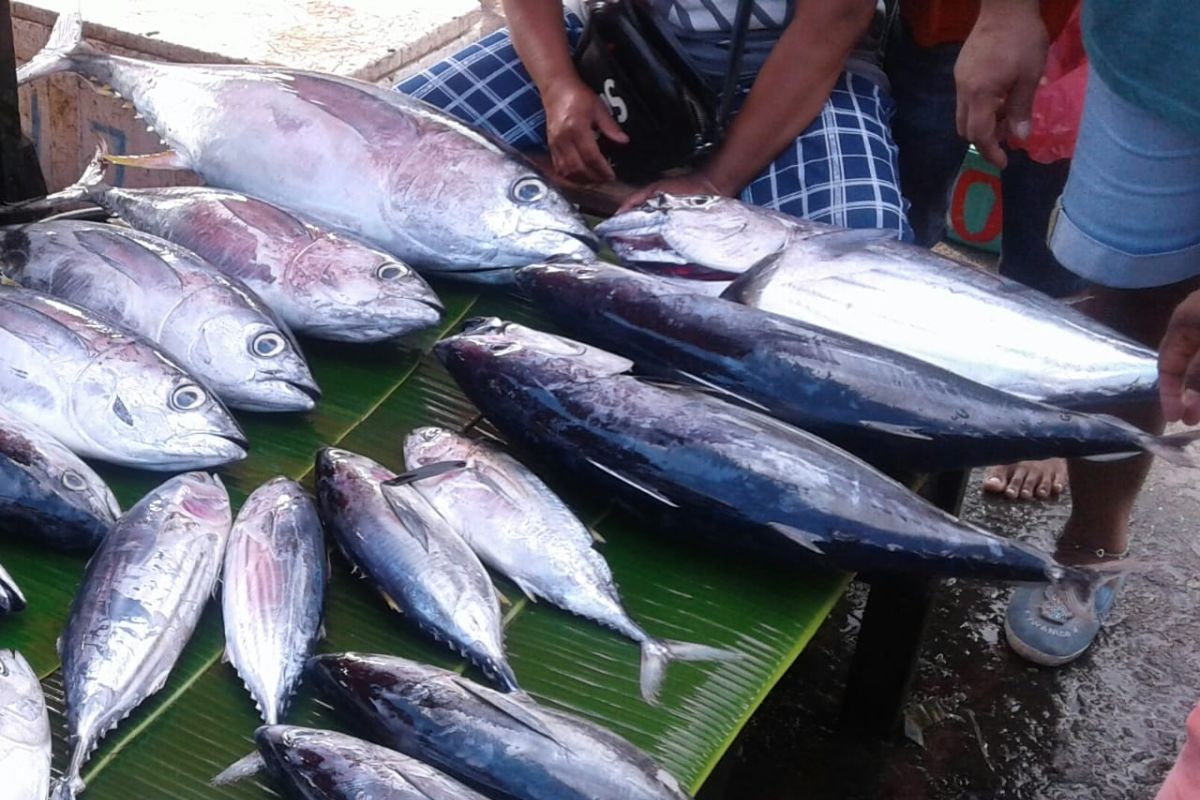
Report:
1052,561,1131,623
639,639,741,705
1137,428,1200,468
490,658,521,693
0,142,111,220
17,12,96,85
211,751,266,786
51,771,84,800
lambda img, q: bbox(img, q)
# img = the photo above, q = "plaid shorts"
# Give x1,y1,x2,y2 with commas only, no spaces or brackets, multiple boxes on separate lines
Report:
397,16,912,240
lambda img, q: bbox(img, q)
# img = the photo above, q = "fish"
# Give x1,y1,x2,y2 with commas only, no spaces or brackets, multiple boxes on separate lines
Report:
0,564,25,616
0,285,247,470
213,725,492,800
0,220,319,412
310,653,693,800
401,426,737,704
315,448,517,690
55,471,232,800
597,194,1158,408
222,477,326,725
435,318,1103,584
18,13,598,281
515,263,1199,471
19,148,444,342
0,650,51,800
0,406,120,550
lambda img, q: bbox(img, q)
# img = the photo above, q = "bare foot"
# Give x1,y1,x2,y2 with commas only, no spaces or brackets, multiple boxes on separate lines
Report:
982,459,1068,500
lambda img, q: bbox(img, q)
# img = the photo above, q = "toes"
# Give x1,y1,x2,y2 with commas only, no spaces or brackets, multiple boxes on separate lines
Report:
1006,465,1029,499
983,464,1013,495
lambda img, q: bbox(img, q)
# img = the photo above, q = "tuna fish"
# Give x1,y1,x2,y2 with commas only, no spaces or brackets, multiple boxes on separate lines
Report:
597,194,1159,408
0,406,120,550
402,426,736,703
21,150,444,342
435,319,1101,583
310,653,692,800
516,263,1198,471
315,448,517,690
214,725,492,800
0,565,25,615
0,220,319,412
55,472,232,800
222,477,326,725
0,285,247,470
18,13,597,280
0,650,51,800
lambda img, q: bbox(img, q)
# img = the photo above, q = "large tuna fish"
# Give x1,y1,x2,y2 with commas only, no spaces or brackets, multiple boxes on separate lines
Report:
222,477,326,724
436,319,1100,584
0,565,25,615
22,151,444,342
516,263,1197,471
315,448,517,690
18,14,597,281
310,653,692,800
214,725,492,800
597,194,1158,408
0,406,119,550
0,650,51,800
0,285,247,470
402,426,736,704
56,472,232,800
0,220,319,412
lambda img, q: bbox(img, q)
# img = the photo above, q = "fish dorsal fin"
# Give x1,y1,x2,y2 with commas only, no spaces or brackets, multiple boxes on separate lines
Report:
451,677,568,749
805,227,897,258
767,522,827,555
585,458,678,508
856,420,934,441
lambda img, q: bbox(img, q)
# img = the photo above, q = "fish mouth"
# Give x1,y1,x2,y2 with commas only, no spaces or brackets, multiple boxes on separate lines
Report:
231,379,321,413
160,432,248,468
560,227,600,254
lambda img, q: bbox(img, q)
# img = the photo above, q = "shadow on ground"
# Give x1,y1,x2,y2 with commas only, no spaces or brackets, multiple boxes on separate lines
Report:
700,454,1199,799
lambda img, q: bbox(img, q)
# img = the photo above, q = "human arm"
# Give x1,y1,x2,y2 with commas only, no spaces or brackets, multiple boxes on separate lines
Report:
503,0,628,183
618,0,875,211
954,0,1048,169
1159,289,1200,425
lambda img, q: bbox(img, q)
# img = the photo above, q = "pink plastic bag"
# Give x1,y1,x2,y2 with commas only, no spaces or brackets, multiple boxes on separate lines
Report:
1011,4,1087,164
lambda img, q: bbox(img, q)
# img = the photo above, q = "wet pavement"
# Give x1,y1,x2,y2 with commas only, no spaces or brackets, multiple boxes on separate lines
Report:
700,451,1199,799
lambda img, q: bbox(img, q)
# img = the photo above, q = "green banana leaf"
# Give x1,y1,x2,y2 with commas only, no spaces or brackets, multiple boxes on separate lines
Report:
0,282,848,797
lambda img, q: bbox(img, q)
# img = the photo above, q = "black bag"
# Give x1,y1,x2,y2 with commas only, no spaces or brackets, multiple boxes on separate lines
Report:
572,0,752,182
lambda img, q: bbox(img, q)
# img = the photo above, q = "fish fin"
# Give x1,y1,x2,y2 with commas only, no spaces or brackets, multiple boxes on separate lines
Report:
585,458,678,508
0,275,18,288
51,776,84,800
495,586,514,606
379,486,432,552
4,140,111,217
221,647,230,665
856,420,934,441
1136,427,1200,468
451,677,567,746
211,751,266,786
382,460,468,487
671,370,773,412
588,526,607,545
17,12,96,85
766,522,828,555
379,590,404,614
807,227,898,258
639,639,741,704
102,149,192,172
510,577,540,603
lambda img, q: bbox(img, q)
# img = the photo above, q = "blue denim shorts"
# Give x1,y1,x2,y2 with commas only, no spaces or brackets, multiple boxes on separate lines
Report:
1049,72,1200,289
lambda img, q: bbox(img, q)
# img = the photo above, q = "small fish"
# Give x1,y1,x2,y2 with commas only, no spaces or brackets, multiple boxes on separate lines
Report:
0,406,119,550
0,220,319,412
55,472,232,800
315,448,517,690
598,194,1158,408
0,285,247,470
19,13,597,280
15,148,444,343
0,650,51,800
309,653,693,800
402,427,737,703
0,565,25,616
213,725,492,800
222,477,326,724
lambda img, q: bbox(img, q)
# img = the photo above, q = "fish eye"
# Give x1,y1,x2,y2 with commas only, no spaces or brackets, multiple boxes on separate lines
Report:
251,331,287,358
376,262,408,280
170,384,207,411
484,341,521,355
61,471,87,491
510,176,548,204
683,196,717,208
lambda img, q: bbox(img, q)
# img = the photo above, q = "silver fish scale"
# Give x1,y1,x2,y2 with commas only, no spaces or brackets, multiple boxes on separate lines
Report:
0,650,50,800
222,477,325,725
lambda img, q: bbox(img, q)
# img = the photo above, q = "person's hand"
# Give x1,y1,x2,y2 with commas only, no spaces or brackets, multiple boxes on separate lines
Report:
541,77,629,184
1159,289,1200,425
616,172,725,213
954,0,1048,169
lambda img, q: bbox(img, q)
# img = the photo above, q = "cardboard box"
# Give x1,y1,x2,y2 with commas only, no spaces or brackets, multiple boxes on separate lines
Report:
13,0,488,191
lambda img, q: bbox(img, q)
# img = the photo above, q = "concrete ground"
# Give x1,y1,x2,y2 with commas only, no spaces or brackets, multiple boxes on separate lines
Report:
700,453,1199,799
